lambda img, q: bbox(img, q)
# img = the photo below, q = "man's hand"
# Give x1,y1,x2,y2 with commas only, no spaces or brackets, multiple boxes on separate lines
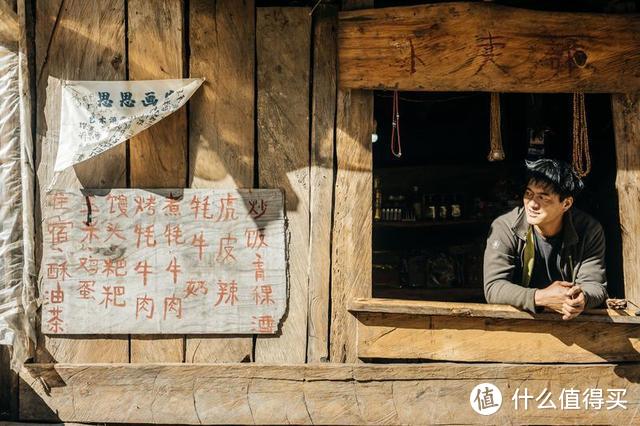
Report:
534,281,574,313
534,281,586,319
561,285,585,320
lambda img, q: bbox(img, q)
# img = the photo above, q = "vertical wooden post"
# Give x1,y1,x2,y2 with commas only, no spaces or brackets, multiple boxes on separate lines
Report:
127,0,187,363
0,0,21,419
35,0,129,363
186,0,255,362
307,4,338,363
255,7,311,363
330,0,374,363
612,93,640,305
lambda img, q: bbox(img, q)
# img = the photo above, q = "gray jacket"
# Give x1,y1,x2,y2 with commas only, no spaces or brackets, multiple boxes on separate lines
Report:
483,206,608,313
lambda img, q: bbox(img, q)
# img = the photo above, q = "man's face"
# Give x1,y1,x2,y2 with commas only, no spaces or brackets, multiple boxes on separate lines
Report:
523,181,572,226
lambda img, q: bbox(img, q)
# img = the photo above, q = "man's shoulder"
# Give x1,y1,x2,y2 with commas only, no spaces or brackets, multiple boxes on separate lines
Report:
570,207,604,234
491,206,523,229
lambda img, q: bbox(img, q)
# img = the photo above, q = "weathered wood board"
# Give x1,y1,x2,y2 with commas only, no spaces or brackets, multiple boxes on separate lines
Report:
307,4,338,363
40,189,286,335
612,94,640,308
127,0,187,363
255,7,310,363
20,362,640,424
350,298,640,324
35,0,128,363
338,3,640,93
186,0,255,363
330,0,374,364
356,311,640,363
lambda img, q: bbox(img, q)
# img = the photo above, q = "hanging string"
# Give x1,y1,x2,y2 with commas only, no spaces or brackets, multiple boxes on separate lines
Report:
572,92,591,177
488,92,505,161
391,90,402,158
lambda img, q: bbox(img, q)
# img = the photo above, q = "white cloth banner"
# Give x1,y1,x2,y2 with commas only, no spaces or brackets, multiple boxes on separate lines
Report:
54,78,204,171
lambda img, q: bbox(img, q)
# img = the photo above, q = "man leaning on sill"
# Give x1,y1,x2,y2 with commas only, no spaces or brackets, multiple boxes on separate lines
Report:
483,158,608,320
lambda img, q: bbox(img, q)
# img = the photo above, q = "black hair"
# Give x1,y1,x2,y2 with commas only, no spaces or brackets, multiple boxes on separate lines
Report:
524,159,584,200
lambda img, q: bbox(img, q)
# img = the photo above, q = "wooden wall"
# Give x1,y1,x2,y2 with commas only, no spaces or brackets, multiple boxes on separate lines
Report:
28,0,350,368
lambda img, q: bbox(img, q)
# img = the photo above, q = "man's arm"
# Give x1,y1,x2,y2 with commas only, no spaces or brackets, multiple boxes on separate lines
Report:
483,218,539,314
574,222,608,309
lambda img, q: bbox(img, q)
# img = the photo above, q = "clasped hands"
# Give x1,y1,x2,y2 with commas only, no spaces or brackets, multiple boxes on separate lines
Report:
534,281,585,320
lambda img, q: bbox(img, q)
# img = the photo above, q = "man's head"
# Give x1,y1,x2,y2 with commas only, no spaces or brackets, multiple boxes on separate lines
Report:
523,159,584,227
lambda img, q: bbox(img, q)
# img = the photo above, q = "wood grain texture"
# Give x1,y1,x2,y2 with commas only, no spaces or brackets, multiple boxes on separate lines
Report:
185,0,255,363
255,7,311,363
612,94,640,308
34,0,128,363
330,90,373,363
307,4,337,364
338,3,640,93
127,0,186,363
350,298,640,324
0,0,18,47
329,0,374,364
357,311,640,363
20,362,640,424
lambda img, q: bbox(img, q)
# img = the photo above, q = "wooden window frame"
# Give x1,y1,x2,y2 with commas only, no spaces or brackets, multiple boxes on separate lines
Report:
335,3,640,362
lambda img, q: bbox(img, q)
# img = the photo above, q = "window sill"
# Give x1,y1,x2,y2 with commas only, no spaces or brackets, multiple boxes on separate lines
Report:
349,297,640,324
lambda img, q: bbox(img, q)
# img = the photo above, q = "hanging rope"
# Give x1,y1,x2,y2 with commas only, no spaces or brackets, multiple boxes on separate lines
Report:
488,92,505,161
391,90,402,158
572,92,591,177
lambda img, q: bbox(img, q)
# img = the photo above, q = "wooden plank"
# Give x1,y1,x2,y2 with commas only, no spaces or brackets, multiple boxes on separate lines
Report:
349,298,640,324
307,4,337,364
612,94,640,308
255,7,311,363
185,0,255,363
1,0,30,418
34,0,128,363
127,0,186,363
338,3,640,93
330,93,373,357
0,346,18,420
329,0,373,364
19,362,640,424
0,0,18,47
356,311,640,363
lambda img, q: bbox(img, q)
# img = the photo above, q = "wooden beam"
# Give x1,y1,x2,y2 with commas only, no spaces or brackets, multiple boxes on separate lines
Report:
186,0,255,363
612,94,640,308
356,311,640,363
255,7,311,363
127,0,186,364
330,0,374,364
338,3,640,93
0,0,18,47
307,4,337,363
350,298,640,324
0,346,17,420
35,0,129,363
20,362,640,424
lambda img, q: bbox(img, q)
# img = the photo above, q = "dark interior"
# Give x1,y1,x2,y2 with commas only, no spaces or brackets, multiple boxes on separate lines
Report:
372,91,624,303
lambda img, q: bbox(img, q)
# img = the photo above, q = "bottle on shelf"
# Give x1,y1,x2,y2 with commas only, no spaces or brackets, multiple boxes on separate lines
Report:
423,194,436,221
451,194,462,220
437,195,449,220
411,186,422,221
373,177,382,221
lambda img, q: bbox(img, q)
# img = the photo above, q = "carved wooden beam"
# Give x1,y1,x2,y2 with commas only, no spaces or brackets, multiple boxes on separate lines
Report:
338,3,640,93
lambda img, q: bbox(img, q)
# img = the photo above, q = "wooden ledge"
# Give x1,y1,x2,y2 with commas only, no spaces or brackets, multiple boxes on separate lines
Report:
20,362,640,424
349,297,640,324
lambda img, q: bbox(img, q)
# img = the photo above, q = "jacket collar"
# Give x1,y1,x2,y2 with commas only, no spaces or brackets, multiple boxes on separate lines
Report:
511,207,579,246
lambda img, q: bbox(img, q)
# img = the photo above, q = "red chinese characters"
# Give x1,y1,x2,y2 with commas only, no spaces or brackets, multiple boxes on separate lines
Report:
214,280,238,306
106,193,129,217
136,294,154,319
